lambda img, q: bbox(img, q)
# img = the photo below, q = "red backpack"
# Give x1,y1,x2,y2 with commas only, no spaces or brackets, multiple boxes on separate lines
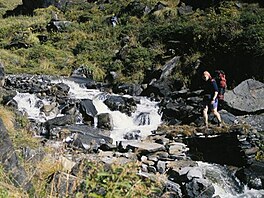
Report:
214,70,227,101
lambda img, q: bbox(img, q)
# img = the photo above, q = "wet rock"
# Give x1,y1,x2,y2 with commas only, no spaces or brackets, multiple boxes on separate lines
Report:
236,160,264,190
67,75,96,89
123,130,141,140
40,102,59,116
44,115,77,137
104,95,137,116
63,124,112,151
79,99,97,123
96,113,113,130
134,112,150,126
184,178,215,198
50,82,70,96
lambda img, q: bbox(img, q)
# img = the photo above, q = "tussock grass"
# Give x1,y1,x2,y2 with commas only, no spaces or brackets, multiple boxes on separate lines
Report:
0,105,15,131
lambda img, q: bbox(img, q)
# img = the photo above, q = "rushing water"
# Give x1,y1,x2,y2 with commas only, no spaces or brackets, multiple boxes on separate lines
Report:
14,78,162,142
198,162,264,198
13,77,264,198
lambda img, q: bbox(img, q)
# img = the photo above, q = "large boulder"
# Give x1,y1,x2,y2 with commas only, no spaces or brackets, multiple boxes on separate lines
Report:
141,56,183,97
224,79,264,114
0,118,33,192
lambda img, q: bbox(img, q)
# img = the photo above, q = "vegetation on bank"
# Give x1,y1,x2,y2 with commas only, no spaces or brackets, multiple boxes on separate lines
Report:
0,0,263,86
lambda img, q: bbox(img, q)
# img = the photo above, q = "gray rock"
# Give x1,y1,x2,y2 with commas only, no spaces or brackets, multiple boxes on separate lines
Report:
49,172,78,197
126,141,165,153
238,113,264,132
225,79,264,113
96,113,113,130
185,178,215,198
157,160,167,174
0,118,33,192
0,63,5,87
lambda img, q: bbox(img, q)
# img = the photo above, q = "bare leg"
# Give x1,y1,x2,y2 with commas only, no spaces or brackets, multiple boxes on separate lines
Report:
203,105,209,128
212,108,222,126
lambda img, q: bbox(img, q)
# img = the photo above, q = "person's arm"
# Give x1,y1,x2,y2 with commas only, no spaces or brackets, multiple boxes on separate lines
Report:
212,80,219,101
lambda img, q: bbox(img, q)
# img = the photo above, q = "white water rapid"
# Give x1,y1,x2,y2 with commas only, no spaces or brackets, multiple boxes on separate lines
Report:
198,161,264,198
13,78,162,142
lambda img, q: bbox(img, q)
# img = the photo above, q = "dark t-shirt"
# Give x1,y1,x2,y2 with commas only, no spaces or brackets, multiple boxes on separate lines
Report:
203,79,219,100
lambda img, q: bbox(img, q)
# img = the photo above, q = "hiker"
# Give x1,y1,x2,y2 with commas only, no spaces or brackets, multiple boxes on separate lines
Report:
202,71,222,128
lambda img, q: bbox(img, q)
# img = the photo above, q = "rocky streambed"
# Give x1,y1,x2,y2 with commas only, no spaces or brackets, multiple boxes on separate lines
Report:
0,69,263,197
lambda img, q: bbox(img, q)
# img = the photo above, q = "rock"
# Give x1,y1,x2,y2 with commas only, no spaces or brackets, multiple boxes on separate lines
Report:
40,102,59,116
120,1,149,18
125,141,165,154
63,124,112,150
236,160,264,190
59,156,76,173
49,172,79,197
45,115,77,131
169,142,189,155
104,95,137,116
96,113,113,130
179,166,203,180
141,56,182,97
47,20,72,32
238,113,264,132
134,112,150,126
123,130,141,140
0,118,33,192
225,79,264,114
218,110,239,125
50,82,70,96
113,83,143,96
79,99,97,123
178,3,193,15
184,178,215,198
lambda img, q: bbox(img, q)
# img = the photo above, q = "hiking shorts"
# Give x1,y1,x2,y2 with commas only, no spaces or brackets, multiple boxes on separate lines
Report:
203,98,218,110
210,99,218,110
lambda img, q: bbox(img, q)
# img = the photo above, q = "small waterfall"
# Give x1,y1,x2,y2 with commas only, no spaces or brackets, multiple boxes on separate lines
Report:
198,162,264,198
92,94,162,142
13,92,59,122
13,78,162,142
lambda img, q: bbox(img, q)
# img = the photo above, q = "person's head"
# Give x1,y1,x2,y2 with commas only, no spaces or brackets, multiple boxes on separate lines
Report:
202,71,211,81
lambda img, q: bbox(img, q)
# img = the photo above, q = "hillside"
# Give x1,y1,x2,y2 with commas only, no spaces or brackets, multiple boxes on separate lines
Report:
0,0,263,88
